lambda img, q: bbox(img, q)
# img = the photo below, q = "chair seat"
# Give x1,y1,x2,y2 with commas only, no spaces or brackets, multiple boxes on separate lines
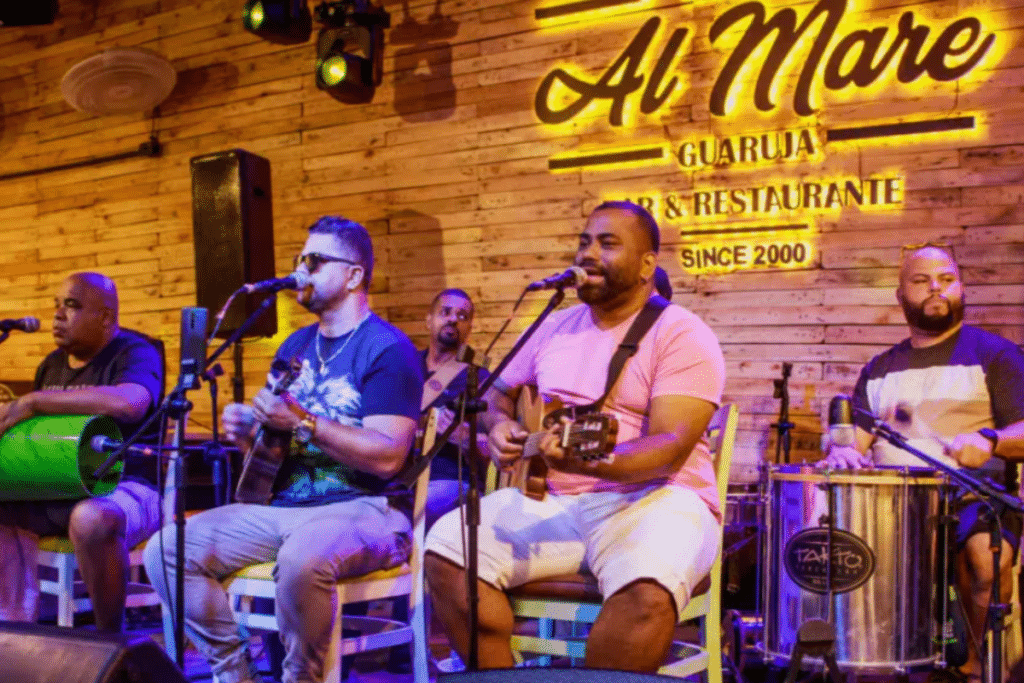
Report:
224,561,412,584
38,536,148,554
507,571,711,605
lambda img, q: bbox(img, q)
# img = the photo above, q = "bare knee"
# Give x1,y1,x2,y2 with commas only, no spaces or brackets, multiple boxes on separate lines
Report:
608,579,676,625
963,533,1014,588
69,499,126,547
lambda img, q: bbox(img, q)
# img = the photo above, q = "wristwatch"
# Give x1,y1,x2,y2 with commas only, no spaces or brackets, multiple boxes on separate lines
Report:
282,394,316,445
978,427,999,453
295,413,317,445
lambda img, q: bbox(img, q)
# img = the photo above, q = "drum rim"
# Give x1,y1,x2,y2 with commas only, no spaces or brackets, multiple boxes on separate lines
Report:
767,463,944,485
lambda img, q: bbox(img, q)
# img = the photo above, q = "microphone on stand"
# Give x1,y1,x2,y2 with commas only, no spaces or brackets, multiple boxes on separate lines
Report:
242,271,311,294
828,394,856,448
525,266,587,292
91,435,160,457
0,317,40,333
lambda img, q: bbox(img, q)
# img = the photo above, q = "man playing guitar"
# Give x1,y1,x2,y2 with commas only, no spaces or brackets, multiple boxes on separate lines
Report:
424,201,726,672
143,216,423,683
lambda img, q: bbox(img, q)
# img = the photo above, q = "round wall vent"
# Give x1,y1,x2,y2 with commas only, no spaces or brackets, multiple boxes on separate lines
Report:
61,47,177,116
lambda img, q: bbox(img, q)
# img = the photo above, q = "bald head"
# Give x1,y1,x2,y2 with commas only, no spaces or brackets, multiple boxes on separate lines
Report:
53,272,120,360
899,246,959,283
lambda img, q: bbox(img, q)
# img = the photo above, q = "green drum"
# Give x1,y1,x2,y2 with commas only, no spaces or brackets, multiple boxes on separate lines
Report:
0,415,124,500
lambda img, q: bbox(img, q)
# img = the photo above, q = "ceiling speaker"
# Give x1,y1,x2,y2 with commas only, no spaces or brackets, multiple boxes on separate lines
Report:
61,47,177,116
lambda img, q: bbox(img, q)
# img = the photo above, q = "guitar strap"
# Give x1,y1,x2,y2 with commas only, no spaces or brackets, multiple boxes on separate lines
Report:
581,294,670,415
420,358,468,412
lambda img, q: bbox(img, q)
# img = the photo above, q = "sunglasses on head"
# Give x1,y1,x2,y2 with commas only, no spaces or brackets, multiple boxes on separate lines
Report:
293,252,360,273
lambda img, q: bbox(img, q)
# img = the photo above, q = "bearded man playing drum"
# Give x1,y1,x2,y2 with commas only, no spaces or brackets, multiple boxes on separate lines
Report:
0,272,163,631
825,245,1024,680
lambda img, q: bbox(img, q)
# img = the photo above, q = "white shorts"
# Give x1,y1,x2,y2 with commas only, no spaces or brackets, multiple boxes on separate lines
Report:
425,484,720,619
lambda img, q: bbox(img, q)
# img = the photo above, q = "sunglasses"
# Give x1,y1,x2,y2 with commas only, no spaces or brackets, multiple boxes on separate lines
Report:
900,241,952,255
293,252,361,273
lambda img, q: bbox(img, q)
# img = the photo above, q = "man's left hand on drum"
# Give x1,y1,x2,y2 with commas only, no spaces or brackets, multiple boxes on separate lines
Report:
0,395,35,436
946,431,994,469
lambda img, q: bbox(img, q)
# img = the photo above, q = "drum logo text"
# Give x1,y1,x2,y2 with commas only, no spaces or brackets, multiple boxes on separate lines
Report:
784,527,875,594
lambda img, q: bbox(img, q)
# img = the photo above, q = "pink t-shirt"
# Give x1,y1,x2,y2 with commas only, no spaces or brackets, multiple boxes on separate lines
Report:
498,299,726,518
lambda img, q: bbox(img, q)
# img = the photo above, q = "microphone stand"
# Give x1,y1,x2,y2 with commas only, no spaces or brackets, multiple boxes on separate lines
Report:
92,294,280,666
398,285,569,670
772,362,794,463
868,415,1023,683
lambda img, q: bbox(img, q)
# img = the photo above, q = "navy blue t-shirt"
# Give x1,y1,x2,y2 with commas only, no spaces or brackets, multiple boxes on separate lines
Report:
269,313,423,508
420,349,490,483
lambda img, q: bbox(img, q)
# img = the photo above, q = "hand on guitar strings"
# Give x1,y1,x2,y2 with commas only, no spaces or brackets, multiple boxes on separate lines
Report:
487,419,528,470
251,388,302,433
221,402,257,445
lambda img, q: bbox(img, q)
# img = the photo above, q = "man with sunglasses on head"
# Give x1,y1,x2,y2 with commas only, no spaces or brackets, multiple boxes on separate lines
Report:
823,244,1024,681
144,216,423,683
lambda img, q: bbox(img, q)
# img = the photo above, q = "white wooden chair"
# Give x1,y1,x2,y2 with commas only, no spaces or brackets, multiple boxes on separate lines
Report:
37,536,159,627
506,403,738,683
207,410,436,683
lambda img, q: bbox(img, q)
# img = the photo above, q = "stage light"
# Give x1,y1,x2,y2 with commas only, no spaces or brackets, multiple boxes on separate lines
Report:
242,0,312,44
313,0,389,102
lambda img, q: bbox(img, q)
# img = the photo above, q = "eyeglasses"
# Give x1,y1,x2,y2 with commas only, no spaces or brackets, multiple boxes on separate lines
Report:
293,252,360,273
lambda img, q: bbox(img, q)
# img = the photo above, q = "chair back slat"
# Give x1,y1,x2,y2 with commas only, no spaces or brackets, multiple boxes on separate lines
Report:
705,403,738,513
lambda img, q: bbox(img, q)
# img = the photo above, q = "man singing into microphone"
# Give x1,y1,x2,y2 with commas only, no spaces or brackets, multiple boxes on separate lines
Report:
424,201,726,672
144,216,423,683
0,272,164,631
824,244,1024,680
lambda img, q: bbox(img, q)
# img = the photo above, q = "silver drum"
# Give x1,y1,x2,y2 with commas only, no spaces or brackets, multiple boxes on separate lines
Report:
762,465,944,673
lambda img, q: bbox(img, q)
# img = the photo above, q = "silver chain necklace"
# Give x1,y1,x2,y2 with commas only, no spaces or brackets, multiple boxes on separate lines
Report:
315,313,369,373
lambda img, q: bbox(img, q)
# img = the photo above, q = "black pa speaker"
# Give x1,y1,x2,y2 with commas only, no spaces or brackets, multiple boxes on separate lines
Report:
0,2,58,26
439,669,682,682
0,621,188,682
191,149,277,339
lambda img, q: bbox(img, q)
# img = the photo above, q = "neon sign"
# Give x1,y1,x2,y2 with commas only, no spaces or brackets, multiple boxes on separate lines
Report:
535,0,999,124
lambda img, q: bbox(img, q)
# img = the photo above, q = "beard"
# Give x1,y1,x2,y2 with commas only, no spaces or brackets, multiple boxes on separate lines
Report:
901,295,964,333
576,262,643,306
434,324,461,350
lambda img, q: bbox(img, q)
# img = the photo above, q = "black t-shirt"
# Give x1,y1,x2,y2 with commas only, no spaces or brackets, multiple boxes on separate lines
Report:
34,329,164,484
419,349,490,483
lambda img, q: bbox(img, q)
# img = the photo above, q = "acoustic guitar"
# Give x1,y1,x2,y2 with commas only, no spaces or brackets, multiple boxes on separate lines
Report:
502,385,619,500
234,357,303,504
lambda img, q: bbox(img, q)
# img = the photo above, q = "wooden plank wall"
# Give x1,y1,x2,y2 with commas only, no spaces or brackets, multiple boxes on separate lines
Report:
0,0,1021,479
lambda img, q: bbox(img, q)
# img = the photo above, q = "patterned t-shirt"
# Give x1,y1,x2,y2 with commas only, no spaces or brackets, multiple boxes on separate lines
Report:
852,325,1024,485
496,298,726,518
268,313,423,508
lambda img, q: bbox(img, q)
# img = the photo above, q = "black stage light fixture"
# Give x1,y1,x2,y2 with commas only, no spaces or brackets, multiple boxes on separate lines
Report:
242,0,312,44
313,0,389,103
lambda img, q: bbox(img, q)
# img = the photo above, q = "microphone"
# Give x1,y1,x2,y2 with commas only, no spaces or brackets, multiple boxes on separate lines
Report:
90,435,158,456
828,394,856,448
526,266,587,292
0,316,40,333
242,271,310,294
